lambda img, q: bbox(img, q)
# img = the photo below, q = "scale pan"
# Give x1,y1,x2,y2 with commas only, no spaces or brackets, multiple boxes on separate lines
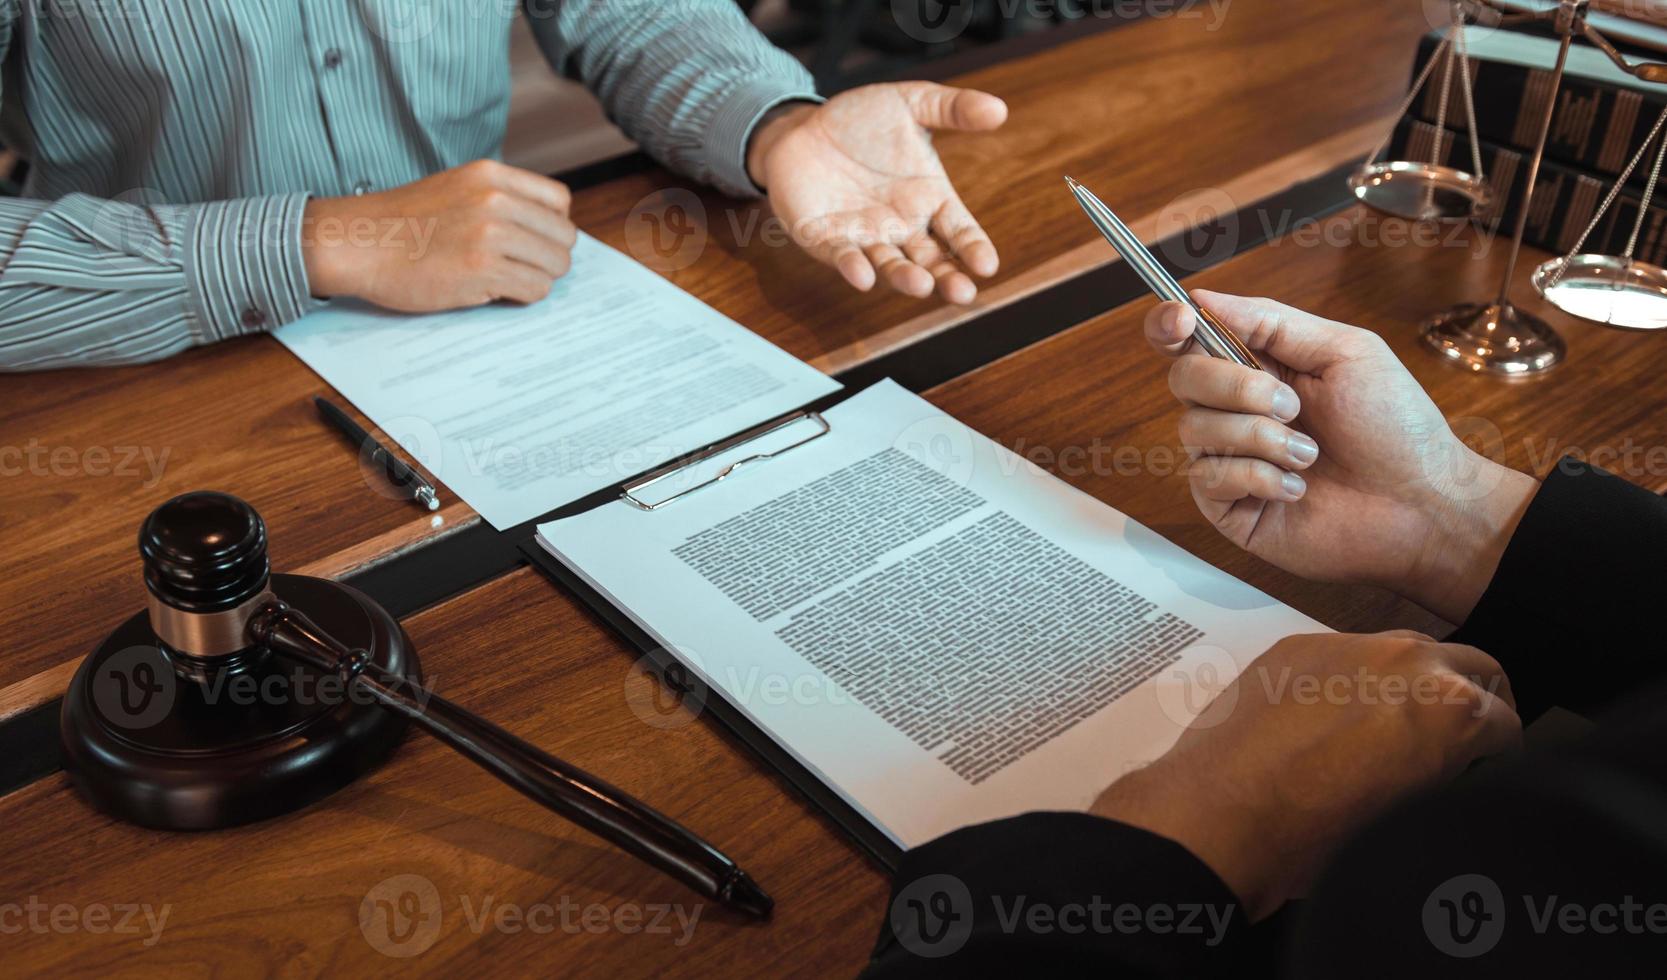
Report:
1533,254,1667,331
1348,161,1492,222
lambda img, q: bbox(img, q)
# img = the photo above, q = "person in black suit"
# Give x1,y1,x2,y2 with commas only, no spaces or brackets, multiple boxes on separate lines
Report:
860,292,1667,977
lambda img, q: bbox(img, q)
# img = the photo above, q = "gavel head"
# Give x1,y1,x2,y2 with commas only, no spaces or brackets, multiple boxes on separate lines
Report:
140,492,274,679
60,491,421,830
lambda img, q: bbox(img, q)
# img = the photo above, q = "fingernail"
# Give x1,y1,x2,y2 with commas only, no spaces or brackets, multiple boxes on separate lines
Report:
1287,433,1319,465
1271,386,1300,422
1280,471,1307,500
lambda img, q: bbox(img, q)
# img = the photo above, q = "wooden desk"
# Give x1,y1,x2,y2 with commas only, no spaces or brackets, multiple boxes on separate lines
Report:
569,0,1432,375
9,205,1667,975
0,0,1427,714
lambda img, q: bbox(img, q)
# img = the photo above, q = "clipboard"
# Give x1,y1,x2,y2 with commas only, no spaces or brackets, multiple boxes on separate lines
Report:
519,383,906,871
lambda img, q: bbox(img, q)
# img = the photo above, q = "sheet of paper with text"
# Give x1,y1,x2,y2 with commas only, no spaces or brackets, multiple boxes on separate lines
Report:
537,380,1327,849
277,233,840,528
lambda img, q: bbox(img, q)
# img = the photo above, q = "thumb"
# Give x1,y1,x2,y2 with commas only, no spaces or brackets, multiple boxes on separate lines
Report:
1193,290,1371,374
898,82,1008,132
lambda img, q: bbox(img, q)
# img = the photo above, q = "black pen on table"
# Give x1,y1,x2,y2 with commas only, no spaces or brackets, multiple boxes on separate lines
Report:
314,396,440,512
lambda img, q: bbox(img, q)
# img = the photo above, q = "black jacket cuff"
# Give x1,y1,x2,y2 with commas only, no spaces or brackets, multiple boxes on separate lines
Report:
1452,458,1667,718
860,812,1250,978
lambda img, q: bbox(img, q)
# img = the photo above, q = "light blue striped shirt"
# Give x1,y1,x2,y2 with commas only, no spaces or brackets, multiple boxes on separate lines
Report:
0,0,817,370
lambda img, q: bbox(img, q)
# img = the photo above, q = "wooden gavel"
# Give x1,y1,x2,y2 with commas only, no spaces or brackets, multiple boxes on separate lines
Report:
60,491,769,917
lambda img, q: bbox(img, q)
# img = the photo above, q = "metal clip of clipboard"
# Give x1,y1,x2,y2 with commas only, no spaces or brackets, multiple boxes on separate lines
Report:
620,410,831,511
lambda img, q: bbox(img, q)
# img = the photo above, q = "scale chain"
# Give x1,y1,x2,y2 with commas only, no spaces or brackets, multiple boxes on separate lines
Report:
1454,11,1486,183
1363,30,1455,167
1549,102,1667,285
1431,10,1458,179
1623,110,1667,259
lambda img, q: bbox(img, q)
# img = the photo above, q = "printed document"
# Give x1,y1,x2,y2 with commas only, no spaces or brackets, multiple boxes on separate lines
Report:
537,380,1326,848
277,233,840,528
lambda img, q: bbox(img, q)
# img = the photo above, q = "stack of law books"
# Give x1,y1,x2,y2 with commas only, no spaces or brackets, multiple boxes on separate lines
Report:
1386,24,1667,264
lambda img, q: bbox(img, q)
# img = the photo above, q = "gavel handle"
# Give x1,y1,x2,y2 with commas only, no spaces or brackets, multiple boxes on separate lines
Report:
246,600,771,918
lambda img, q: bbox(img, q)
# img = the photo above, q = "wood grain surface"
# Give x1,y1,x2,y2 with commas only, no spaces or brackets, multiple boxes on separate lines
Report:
0,0,1429,707
8,199,1667,975
924,210,1667,639
568,0,1434,376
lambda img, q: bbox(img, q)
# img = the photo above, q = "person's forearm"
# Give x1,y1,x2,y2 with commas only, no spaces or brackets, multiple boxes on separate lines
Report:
522,0,819,198
0,193,313,372
1090,759,1279,920
1451,458,1667,718
1399,463,1539,624
744,100,817,191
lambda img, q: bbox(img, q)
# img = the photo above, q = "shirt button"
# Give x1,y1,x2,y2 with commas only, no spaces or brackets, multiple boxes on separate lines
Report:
353,180,373,196
241,308,269,330
323,48,343,70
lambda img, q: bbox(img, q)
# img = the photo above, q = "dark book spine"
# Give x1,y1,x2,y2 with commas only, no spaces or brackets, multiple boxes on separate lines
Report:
1409,31,1667,185
1389,115,1667,266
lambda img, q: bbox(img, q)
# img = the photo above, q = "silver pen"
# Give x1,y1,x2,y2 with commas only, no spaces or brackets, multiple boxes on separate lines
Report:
1064,176,1262,370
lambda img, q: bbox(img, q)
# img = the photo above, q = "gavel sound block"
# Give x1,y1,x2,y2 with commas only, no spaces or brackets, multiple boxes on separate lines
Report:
60,492,419,828
59,491,771,916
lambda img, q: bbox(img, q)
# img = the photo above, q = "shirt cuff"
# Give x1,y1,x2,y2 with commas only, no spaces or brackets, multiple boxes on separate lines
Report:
703,79,823,199
178,194,317,343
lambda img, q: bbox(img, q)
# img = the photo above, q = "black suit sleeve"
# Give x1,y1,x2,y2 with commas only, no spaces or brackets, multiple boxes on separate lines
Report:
859,812,1251,978
862,458,1667,978
1449,458,1667,719
1286,458,1667,975
1289,680,1667,977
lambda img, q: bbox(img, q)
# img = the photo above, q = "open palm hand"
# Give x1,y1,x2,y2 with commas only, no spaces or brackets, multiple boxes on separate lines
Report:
749,82,1007,304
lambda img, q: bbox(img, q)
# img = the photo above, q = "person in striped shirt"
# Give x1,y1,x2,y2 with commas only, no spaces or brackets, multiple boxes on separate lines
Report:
0,1,1007,370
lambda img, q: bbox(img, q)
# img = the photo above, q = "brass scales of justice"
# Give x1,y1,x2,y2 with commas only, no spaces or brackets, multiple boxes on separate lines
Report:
1350,0,1667,375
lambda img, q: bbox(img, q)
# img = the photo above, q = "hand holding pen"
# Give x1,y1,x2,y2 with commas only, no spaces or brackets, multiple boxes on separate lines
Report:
1143,290,1538,627
1065,173,1536,623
